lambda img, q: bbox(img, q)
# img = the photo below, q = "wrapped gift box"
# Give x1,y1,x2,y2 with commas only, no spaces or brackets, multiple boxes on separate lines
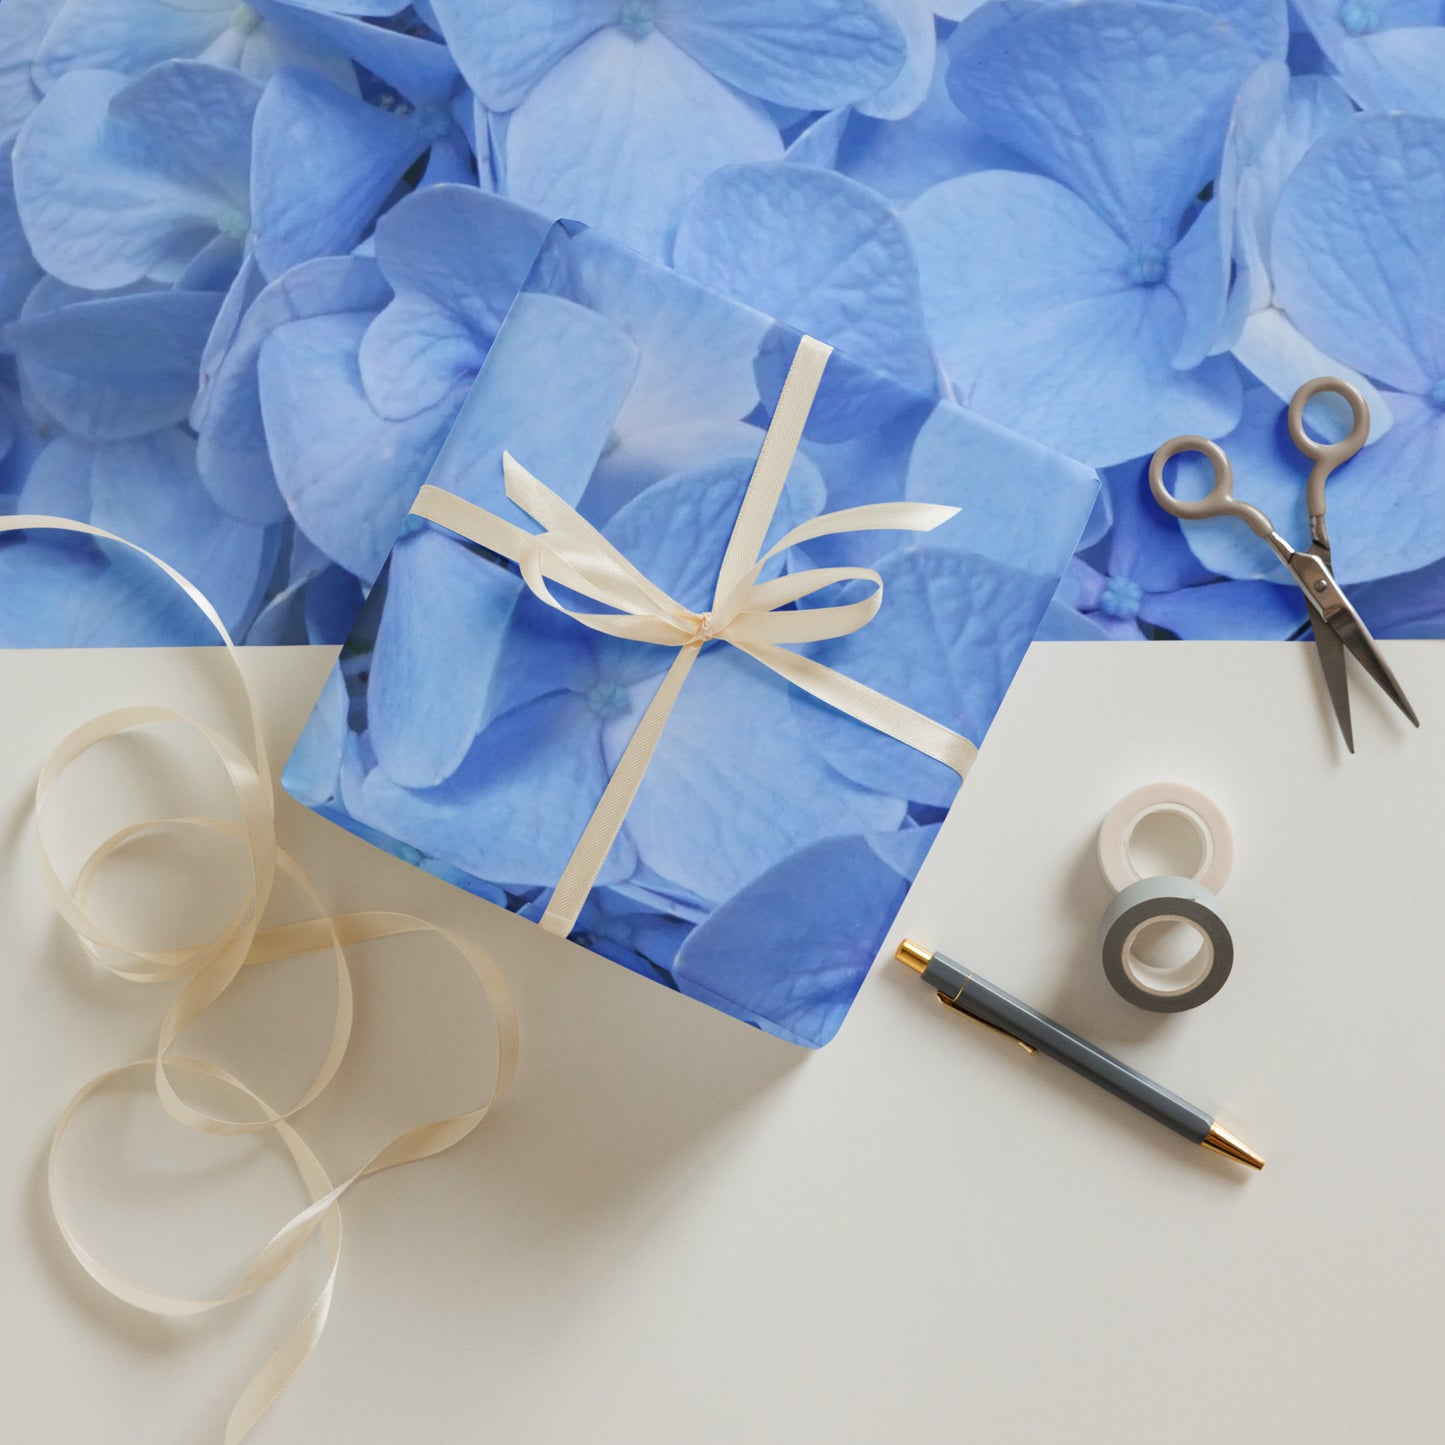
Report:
284,221,1097,1047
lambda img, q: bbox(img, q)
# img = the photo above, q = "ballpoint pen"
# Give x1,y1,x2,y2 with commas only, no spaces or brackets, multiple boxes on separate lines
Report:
895,938,1264,1169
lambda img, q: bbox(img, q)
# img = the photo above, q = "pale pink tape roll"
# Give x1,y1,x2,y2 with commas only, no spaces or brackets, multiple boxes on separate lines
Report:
1096,782,1234,895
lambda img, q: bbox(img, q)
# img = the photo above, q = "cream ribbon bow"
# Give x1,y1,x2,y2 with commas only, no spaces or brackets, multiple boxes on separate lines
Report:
410,334,978,936
0,512,518,1444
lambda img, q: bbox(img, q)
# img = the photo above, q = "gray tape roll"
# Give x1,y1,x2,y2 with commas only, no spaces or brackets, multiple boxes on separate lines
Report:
1099,875,1233,1013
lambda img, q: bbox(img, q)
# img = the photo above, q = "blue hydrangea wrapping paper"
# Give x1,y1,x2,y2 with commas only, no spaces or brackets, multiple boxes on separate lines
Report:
2,1,1443,646
281,220,1098,1046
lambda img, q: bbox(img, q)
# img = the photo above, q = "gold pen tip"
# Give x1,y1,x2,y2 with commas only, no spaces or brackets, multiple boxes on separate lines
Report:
895,938,933,973
1201,1122,1265,1171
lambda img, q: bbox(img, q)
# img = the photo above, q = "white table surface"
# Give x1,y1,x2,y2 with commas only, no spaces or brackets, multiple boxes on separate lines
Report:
1,641,1440,1445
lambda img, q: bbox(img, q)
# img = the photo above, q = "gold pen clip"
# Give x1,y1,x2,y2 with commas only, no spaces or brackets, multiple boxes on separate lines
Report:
936,991,1036,1054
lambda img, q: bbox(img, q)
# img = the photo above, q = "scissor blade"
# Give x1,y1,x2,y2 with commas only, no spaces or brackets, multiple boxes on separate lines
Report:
1329,607,1421,729
1311,615,1354,752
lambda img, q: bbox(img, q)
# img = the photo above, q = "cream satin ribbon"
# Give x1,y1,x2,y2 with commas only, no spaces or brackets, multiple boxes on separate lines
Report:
410,334,979,936
0,513,519,1443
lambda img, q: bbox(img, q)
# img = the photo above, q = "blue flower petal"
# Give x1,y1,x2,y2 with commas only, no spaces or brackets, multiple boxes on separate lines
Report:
0,533,108,645
671,831,911,1047
1227,70,1354,314
1140,577,1305,639
909,169,1243,466
1272,112,1445,396
836,45,1029,208
31,0,229,90
620,644,906,905
1231,304,1392,441
1188,0,1289,61
250,69,424,279
8,285,222,440
425,0,614,110
0,529,221,646
356,690,638,892
1352,555,1445,640
18,428,272,633
783,106,850,169
794,544,1056,805
281,662,348,807
271,4,457,103
368,525,524,788
662,0,907,110
1034,596,1109,641
0,156,40,328
13,62,259,289
358,185,550,420
948,0,1256,242
856,0,935,120
503,28,782,261
0,0,49,144
1167,194,1233,370
1102,458,1215,596
1292,0,1445,116
258,310,462,579
674,162,934,392
865,818,939,879
196,253,390,525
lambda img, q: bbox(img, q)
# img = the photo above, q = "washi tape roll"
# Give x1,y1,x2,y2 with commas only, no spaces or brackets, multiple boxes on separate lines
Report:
1099,876,1233,1013
1096,781,1233,895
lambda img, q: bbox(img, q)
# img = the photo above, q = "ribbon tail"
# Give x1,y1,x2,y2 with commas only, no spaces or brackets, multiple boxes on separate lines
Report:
540,645,702,936
742,640,979,780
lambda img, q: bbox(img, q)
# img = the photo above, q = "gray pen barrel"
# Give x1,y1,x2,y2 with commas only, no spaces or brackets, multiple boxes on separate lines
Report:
922,952,1211,1144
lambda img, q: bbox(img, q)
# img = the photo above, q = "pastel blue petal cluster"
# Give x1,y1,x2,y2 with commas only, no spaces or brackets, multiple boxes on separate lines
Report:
2,0,1443,644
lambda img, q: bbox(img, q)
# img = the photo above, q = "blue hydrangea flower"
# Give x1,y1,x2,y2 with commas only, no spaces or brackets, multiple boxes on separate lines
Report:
1292,0,1445,117
1180,114,1445,587
13,61,260,292
430,0,908,258
904,1,1257,465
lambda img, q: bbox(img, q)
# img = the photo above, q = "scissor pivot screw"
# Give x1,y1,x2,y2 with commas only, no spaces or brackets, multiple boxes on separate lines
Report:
1313,579,1328,592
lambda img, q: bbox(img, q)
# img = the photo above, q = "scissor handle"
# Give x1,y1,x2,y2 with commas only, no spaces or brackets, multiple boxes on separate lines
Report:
1287,376,1369,517
1148,435,1274,539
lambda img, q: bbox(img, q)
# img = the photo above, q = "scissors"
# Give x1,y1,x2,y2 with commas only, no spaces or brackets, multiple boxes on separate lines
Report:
1149,376,1418,752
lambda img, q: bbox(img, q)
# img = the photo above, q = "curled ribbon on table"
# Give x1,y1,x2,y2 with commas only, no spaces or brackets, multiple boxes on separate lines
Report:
0,513,519,1444
411,334,980,936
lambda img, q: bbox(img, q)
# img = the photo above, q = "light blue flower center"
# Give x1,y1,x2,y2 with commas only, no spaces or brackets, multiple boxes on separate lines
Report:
414,102,452,142
1126,245,1168,287
618,0,655,38
585,677,631,720
230,4,261,35
215,206,250,240
1337,1,1381,35
1100,576,1144,620
1430,379,1445,409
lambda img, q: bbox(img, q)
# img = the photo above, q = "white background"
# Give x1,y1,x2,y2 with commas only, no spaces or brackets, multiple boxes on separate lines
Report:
1,641,1440,1444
